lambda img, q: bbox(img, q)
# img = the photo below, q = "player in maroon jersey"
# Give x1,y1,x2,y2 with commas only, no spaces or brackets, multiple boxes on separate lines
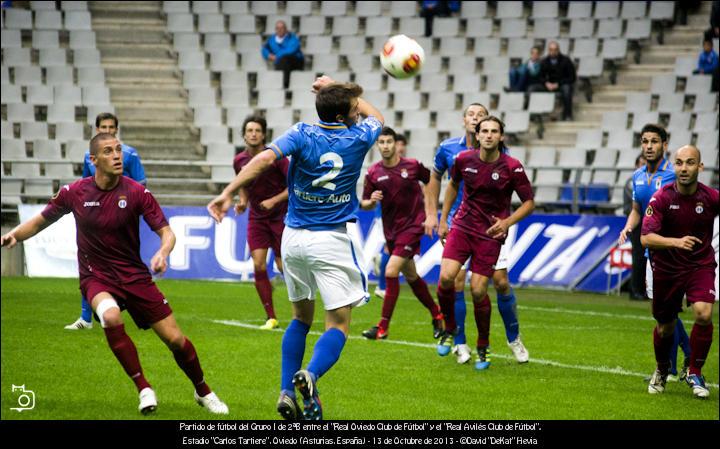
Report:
359,127,443,340
641,145,719,399
233,115,289,330
436,116,535,370
1,133,229,415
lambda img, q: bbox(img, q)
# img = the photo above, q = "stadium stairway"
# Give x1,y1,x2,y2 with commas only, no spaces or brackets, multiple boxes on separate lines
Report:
89,1,215,205
540,2,714,153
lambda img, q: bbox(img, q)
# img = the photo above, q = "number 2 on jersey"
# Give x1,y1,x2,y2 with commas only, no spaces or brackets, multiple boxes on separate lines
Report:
311,152,343,191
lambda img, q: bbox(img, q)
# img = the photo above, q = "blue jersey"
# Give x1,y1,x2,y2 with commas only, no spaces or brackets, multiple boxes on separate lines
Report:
631,158,675,213
269,117,383,230
82,143,147,185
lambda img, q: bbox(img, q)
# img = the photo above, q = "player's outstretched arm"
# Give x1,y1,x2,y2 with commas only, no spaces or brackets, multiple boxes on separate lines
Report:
150,225,176,274
0,214,51,249
423,172,442,237
488,199,535,239
208,149,276,223
259,188,289,211
360,190,383,210
640,233,702,251
356,97,384,125
618,202,642,244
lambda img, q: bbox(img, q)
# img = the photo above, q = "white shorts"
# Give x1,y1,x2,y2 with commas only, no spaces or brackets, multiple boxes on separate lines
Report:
493,241,509,271
645,259,653,300
281,226,370,311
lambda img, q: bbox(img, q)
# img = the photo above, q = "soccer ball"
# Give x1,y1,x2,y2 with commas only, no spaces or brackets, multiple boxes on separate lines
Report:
380,34,425,79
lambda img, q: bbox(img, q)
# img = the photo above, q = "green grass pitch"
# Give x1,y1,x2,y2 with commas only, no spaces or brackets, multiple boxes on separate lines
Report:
1,277,717,420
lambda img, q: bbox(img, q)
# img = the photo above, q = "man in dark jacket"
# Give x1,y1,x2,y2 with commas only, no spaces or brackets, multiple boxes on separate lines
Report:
530,41,576,121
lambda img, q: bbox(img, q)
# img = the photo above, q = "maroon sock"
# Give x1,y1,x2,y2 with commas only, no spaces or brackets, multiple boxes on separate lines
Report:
409,278,441,317
104,324,151,392
653,326,674,375
379,276,400,331
689,322,714,376
172,337,212,397
437,285,456,332
254,269,276,319
474,294,492,348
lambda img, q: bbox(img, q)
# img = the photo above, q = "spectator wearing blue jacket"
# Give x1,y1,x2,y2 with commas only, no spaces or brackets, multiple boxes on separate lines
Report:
262,20,304,89
694,38,719,75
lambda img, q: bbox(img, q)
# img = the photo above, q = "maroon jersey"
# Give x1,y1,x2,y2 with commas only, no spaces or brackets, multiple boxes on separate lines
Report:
450,150,533,241
41,176,169,285
233,150,289,221
641,182,719,274
363,157,430,241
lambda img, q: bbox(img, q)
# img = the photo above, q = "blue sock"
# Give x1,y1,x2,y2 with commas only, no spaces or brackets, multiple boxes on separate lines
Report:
497,289,519,343
378,251,390,290
676,318,691,357
281,319,310,394
81,296,93,322
454,291,467,345
307,328,346,381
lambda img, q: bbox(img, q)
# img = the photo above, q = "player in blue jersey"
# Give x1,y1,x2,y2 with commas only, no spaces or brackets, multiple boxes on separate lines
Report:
64,112,147,331
207,76,383,420
424,103,529,366
618,124,691,382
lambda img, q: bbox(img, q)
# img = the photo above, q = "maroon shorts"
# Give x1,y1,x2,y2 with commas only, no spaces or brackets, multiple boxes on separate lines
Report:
651,267,716,324
442,227,501,277
247,218,284,253
387,230,422,259
80,277,172,329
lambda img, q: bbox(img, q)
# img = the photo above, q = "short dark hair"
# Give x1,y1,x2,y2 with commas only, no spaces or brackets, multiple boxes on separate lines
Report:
395,133,407,144
463,102,488,116
640,124,668,143
531,45,543,53
89,132,116,156
95,112,118,129
242,115,267,135
380,126,396,140
315,82,363,123
475,115,505,134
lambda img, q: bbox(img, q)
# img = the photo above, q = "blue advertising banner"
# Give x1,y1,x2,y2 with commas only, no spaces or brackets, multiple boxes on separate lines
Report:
137,207,629,293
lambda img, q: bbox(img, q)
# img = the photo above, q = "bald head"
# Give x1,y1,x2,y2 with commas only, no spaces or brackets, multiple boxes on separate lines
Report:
675,145,701,163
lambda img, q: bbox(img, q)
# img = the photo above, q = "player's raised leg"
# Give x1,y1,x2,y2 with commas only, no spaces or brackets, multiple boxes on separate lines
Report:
151,314,228,414
91,292,155,414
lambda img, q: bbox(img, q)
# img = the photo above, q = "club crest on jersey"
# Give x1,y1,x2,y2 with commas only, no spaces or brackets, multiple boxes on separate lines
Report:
491,172,499,180
655,178,661,189
118,195,127,209
695,202,704,214
401,169,408,179
645,206,653,216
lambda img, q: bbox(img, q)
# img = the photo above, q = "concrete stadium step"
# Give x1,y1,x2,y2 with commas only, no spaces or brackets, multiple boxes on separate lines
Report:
105,67,179,80
102,56,176,67
96,30,170,45
92,17,166,30
89,1,160,12
114,106,190,122
151,193,217,207
151,184,216,197
111,87,185,103
144,164,208,178
99,46,173,60
120,125,196,141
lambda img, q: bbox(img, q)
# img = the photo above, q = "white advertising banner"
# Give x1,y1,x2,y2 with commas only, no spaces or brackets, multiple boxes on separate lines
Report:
18,204,79,278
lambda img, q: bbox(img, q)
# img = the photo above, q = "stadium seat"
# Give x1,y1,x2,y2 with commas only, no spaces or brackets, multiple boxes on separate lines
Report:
693,112,718,132
499,19,527,38
355,1,382,17
46,66,74,85
332,17,359,36
0,67,8,84
362,91,389,109
674,56,696,77
616,150,639,168
657,93,685,113
1,179,23,205
73,49,102,67
54,121,84,141
650,74,676,94
575,129,604,149
419,73,449,92
692,94,718,112
11,161,42,178
621,1,647,19
339,36,367,56
310,54,338,72
33,30,60,48
453,73,481,91
473,38,501,57
264,108,294,128
173,32,200,50
465,19,494,38
601,111,629,131
221,88,249,107
85,104,115,125
193,106,223,127
649,2,675,21
433,18,460,37
407,129,439,148
460,91,491,109
625,19,652,41
21,122,49,140
685,75,712,94
389,1,417,17
1,121,14,139
667,130,693,150
35,10,63,30
198,13,225,33
31,1,57,10
200,125,229,144
576,57,604,78
69,30,97,49
624,92,652,113
3,48,32,66
507,39,535,59
569,19,595,39
24,179,54,196
39,49,68,67
567,2,593,19
592,169,617,185
209,50,237,72
44,161,76,180
606,129,634,149
534,186,560,204
461,1,487,18
225,107,253,127
1,29,22,48
398,17,424,37
439,37,467,56
320,1,347,16
503,111,530,135
62,1,90,11
33,139,62,160
164,1,190,13
48,104,78,126
535,167,564,184
227,14,255,33
365,17,392,36
527,92,555,114
4,9,33,30
256,89,285,109
597,19,623,38
167,13,195,33
1,139,27,159
391,91,421,111
403,110,432,130
601,38,627,60
526,146,557,167
211,165,235,182
204,33,231,50
54,85,82,104
667,111,692,132
183,69,210,88
572,39,599,58
530,18,560,38
1,85,23,104
299,16,327,36
289,71,317,90
14,67,43,86
82,86,111,105
7,104,37,123
631,111,660,132
193,1,219,13
594,1,619,18
305,36,333,55
531,1,557,18
26,85,55,105
498,92,525,112
65,11,92,30
593,148,618,167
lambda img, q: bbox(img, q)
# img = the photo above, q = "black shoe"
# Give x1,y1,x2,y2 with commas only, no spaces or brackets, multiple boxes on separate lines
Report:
277,392,301,420
432,313,444,339
362,326,387,340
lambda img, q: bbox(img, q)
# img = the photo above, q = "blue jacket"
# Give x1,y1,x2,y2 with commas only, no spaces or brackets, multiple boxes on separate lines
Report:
262,33,304,65
697,49,719,74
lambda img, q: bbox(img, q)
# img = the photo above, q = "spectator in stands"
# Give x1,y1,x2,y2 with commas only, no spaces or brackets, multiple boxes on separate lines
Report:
261,20,304,90
419,1,460,37
709,1,720,38
65,112,147,331
395,133,408,157
694,38,719,76
623,153,647,301
508,46,543,93
530,41,576,121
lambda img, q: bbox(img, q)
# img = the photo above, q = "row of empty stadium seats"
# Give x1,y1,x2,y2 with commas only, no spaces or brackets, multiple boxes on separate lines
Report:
2,8,91,30
161,1,674,21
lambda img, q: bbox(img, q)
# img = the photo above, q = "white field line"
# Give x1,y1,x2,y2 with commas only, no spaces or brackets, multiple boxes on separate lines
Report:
212,319,718,389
